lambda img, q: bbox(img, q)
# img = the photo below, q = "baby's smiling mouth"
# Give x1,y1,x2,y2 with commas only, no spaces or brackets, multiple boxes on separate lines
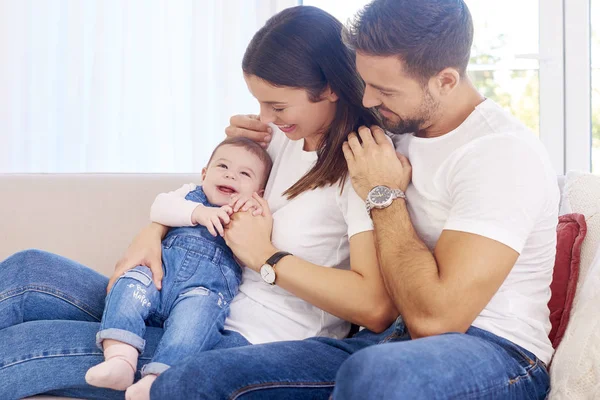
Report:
217,185,237,195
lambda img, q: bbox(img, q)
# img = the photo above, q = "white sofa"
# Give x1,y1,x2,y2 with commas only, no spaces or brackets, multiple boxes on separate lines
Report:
2,172,600,399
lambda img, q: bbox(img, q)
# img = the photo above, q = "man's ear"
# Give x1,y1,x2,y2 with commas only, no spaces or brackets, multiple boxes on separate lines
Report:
433,68,460,96
201,167,207,182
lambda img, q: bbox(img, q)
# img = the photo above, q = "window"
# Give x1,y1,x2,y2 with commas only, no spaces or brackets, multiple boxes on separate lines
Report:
467,1,540,135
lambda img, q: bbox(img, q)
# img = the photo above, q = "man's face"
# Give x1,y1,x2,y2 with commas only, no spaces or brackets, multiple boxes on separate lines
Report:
356,52,440,136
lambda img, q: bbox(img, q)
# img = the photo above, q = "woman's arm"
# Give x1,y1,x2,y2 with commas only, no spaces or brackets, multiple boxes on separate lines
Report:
271,231,398,333
224,195,398,333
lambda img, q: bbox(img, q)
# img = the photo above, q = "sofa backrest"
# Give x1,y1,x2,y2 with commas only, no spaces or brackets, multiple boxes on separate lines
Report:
0,173,568,278
1,174,198,276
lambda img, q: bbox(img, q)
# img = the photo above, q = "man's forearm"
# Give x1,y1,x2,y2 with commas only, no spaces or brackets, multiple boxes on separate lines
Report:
372,199,445,337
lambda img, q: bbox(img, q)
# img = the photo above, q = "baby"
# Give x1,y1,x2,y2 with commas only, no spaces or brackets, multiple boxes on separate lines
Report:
85,137,272,399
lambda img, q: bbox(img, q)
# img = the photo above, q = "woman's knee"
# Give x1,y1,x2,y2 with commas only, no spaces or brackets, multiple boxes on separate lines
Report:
333,344,421,399
0,249,55,280
336,345,384,384
0,248,106,291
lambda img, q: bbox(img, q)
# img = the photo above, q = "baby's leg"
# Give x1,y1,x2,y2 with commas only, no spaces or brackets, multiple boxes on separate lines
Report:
86,266,160,390
126,287,232,399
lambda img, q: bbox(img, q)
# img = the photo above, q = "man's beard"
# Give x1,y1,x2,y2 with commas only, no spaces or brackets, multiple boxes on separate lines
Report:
376,90,439,135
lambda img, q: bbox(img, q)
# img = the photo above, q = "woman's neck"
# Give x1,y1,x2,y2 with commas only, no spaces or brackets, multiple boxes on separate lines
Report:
303,134,322,152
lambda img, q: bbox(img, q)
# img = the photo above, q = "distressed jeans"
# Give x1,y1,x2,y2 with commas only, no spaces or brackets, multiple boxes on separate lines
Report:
0,250,550,399
98,230,242,376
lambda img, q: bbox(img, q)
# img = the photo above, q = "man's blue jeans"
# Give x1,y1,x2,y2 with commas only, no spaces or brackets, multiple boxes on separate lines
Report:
98,232,242,376
0,250,550,399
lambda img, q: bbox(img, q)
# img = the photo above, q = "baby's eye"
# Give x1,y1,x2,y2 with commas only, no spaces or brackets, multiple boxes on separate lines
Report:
217,163,228,169
272,107,285,112
241,171,251,177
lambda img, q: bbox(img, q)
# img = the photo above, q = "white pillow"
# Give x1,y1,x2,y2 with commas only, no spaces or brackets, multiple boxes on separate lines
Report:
558,171,600,297
549,171,600,399
549,247,600,399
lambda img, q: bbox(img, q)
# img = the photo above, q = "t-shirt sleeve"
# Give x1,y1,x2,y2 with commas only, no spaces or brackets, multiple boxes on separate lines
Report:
443,135,551,253
340,178,373,239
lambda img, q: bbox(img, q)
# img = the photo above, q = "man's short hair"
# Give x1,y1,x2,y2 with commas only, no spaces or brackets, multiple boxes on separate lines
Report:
343,0,474,82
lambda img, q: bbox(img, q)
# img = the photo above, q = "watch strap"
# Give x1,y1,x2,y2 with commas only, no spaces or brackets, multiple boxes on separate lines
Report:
265,251,293,267
391,188,406,200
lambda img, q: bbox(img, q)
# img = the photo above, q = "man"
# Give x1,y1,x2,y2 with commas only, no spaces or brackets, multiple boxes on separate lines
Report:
153,0,558,398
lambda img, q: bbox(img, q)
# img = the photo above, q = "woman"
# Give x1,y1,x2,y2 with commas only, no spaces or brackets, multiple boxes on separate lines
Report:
0,6,396,399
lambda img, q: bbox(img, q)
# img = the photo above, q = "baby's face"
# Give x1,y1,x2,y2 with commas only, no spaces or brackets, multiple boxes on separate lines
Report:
202,144,267,206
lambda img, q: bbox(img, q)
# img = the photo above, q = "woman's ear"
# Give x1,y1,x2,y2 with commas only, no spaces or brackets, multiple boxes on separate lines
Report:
321,86,339,103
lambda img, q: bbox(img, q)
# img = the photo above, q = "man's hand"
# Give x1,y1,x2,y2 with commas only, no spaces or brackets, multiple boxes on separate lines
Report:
109,222,166,292
225,114,272,148
342,125,412,199
192,204,233,237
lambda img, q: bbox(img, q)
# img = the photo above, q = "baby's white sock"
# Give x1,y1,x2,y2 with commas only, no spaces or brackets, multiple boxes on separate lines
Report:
85,340,138,391
125,374,158,400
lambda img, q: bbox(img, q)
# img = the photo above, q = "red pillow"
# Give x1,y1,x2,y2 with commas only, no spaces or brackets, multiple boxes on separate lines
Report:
548,213,586,348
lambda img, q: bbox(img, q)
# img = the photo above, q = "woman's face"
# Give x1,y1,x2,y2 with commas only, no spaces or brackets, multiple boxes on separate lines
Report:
244,74,338,151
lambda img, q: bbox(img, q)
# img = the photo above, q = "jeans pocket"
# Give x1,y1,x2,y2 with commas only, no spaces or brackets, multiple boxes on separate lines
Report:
174,249,203,282
503,341,538,371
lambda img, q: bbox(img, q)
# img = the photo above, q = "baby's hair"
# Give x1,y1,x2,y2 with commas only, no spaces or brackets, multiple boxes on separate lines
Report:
208,137,273,187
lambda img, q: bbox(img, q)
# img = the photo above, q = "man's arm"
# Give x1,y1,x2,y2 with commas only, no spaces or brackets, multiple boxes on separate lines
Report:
371,201,518,338
342,126,547,339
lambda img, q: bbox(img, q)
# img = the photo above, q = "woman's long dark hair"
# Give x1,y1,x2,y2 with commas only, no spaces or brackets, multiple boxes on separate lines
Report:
242,6,379,199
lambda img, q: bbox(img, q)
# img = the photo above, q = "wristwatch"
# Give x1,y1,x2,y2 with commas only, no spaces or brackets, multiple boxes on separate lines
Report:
260,251,292,285
365,185,406,214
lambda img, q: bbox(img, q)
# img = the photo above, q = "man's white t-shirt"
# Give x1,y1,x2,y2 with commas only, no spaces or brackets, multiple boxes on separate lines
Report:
392,99,559,364
151,124,373,344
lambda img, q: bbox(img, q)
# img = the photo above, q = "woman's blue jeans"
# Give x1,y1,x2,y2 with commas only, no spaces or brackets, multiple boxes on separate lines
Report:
0,250,550,399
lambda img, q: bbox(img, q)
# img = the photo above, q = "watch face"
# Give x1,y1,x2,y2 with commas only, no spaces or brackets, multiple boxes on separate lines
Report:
368,185,392,206
260,264,276,284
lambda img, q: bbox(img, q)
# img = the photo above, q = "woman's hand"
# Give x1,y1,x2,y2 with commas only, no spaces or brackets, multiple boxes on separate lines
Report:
108,222,167,292
224,193,277,271
225,114,272,147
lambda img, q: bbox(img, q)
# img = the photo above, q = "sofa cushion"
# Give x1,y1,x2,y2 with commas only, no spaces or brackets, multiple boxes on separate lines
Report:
548,213,586,348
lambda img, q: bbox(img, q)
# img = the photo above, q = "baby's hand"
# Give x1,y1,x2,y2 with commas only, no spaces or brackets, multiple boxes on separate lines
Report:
192,204,233,236
229,193,263,216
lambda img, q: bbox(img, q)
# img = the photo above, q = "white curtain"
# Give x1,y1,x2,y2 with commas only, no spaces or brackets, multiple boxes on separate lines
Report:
0,0,297,173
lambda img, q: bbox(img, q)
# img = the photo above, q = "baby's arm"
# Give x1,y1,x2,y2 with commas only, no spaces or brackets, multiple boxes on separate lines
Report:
150,183,200,227
150,183,233,237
